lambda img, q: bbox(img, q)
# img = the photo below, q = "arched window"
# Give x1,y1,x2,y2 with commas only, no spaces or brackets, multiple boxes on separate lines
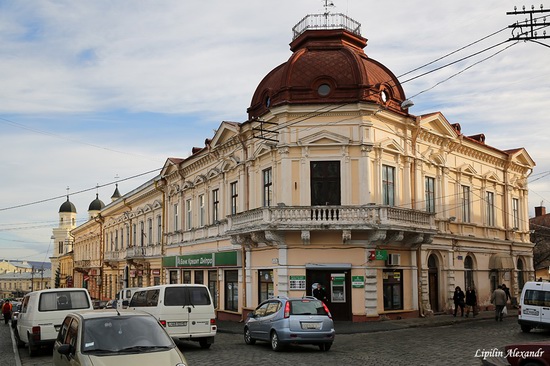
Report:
464,255,474,289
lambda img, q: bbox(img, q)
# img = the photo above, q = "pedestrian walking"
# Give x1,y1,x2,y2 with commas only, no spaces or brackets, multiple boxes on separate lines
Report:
501,284,511,303
453,286,465,317
313,283,327,302
465,286,478,317
491,285,507,321
2,299,12,325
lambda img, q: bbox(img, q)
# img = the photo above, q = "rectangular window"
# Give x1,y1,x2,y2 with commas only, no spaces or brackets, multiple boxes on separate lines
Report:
169,271,178,284
512,198,520,229
173,204,179,231
120,228,124,249
225,270,238,311
183,270,191,284
209,270,218,308
126,225,130,249
147,218,153,245
461,185,471,223
382,165,395,206
195,270,204,284
383,269,403,310
133,224,137,247
258,270,274,303
114,230,118,251
157,216,162,244
486,192,495,226
263,168,273,207
212,189,219,222
186,199,192,230
230,182,238,215
140,221,144,247
425,177,435,213
199,194,205,227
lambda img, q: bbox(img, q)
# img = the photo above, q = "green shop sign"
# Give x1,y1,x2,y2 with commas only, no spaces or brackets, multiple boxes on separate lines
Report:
352,276,365,288
163,251,240,268
375,250,388,260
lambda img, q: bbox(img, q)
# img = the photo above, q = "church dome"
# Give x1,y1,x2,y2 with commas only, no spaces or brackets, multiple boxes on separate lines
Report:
248,14,408,119
88,194,105,211
59,196,77,213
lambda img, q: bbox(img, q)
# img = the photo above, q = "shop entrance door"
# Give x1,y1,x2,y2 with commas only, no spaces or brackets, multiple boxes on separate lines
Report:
306,269,351,321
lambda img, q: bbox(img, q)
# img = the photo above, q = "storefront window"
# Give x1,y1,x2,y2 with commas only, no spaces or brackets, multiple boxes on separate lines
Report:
183,270,191,284
209,270,218,308
195,270,204,284
383,269,403,310
169,270,178,284
258,270,274,302
225,270,238,311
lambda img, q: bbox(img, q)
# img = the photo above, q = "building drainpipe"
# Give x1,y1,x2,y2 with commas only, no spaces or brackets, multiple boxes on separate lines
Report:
238,131,250,320
154,178,167,285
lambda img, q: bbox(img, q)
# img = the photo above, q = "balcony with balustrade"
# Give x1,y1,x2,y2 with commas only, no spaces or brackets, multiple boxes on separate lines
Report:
226,205,437,247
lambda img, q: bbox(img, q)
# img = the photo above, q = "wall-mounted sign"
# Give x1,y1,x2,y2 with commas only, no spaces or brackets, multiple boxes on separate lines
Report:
289,276,306,290
352,276,365,288
376,250,388,260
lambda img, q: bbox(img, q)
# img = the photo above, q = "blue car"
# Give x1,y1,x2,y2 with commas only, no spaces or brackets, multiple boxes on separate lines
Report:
244,296,335,351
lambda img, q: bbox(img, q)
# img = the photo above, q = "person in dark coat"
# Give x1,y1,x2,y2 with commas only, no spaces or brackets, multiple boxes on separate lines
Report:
453,286,465,317
313,283,327,302
465,286,478,317
501,284,511,303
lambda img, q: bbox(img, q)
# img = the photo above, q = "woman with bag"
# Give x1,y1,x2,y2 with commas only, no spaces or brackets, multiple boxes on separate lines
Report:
453,286,465,317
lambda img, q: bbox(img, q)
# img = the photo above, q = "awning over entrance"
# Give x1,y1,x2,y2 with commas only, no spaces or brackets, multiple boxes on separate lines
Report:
489,253,515,270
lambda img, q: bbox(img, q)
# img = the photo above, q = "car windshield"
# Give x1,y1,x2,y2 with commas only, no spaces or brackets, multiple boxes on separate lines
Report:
81,315,173,354
289,299,328,315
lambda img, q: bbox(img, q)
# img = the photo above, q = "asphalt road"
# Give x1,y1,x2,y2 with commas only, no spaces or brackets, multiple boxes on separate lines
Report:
14,316,550,366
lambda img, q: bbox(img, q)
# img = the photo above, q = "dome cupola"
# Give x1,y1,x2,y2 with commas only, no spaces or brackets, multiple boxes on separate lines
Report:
248,12,408,120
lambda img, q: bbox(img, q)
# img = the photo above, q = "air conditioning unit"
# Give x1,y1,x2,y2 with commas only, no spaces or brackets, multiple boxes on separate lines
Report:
386,254,401,266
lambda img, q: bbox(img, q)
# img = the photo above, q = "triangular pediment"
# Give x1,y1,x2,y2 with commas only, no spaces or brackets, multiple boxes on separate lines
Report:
194,174,207,186
298,130,350,146
419,112,460,139
483,171,500,182
207,168,221,180
182,181,194,190
378,138,405,154
507,148,536,168
209,122,241,148
252,144,274,160
458,163,477,175
160,157,184,177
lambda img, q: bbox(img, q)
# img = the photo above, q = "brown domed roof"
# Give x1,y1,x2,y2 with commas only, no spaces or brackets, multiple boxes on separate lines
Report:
248,22,408,119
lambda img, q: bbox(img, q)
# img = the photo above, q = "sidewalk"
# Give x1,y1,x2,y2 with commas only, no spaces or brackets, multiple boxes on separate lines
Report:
0,320,18,366
217,310,500,335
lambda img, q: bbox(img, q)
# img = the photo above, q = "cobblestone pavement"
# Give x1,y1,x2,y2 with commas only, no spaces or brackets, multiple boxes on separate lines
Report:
14,316,550,366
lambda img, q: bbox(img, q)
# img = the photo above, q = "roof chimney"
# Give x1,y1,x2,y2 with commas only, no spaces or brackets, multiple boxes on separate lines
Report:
535,206,546,217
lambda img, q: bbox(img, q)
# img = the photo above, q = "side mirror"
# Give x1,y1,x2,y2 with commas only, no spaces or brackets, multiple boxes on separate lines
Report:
122,300,129,307
57,344,73,356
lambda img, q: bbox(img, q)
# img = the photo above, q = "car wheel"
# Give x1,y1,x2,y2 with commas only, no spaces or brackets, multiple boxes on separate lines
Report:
521,325,531,333
244,327,256,345
199,338,212,349
270,331,283,352
14,329,24,348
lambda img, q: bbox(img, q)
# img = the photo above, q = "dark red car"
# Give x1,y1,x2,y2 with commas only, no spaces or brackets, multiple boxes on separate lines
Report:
506,343,550,366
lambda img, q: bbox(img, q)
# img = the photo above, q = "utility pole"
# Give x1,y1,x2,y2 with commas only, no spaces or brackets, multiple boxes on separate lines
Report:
507,5,550,41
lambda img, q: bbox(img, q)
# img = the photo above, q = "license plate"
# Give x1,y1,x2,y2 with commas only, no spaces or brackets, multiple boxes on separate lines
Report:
301,322,320,330
168,321,187,327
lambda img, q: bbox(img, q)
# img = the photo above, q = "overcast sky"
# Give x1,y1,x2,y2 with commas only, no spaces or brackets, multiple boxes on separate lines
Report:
1,0,549,262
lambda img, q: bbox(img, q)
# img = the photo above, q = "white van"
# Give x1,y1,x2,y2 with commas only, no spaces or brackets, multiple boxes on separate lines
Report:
518,281,550,332
116,287,141,309
127,284,217,348
15,287,94,356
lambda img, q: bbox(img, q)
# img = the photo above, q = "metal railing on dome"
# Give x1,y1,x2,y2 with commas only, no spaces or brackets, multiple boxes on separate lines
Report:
292,13,361,40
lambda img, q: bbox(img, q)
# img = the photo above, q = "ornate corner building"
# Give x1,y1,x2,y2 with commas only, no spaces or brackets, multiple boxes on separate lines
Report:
55,11,535,321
